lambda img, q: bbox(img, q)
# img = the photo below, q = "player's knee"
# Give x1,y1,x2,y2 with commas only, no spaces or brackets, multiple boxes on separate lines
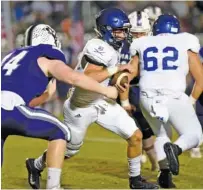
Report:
65,141,83,158
49,129,66,141
128,129,143,146
49,124,71,143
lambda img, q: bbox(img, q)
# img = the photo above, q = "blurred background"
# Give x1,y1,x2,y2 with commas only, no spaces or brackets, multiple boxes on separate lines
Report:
1,1,203,115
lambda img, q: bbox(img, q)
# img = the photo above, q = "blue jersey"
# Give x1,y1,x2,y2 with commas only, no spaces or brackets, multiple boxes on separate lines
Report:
120,40,131,65
1,44,66,104
199,93,203,106
200,47,203,59
120,40,140,86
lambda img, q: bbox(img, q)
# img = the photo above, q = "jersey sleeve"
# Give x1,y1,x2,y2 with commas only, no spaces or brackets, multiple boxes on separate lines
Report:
83,39,114,67
38,44,66,63
130,39,139,57
184,33,200,53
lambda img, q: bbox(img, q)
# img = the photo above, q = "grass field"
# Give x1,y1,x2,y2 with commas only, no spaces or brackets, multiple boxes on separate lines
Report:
2,123,203,189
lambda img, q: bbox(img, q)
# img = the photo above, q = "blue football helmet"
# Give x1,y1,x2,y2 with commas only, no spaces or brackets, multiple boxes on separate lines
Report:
95,8,131,50
152,14,180,36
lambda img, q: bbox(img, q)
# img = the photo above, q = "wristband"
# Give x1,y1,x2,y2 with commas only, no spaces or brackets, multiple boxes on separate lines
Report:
189,95,197,105
107,66,118,76
121,99,130,107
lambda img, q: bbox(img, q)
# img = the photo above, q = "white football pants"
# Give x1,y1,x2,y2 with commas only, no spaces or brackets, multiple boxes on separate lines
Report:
63,98,139,157
140,89,202,161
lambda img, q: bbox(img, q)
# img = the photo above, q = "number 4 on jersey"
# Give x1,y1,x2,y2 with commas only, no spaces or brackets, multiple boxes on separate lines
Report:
2,50,28,76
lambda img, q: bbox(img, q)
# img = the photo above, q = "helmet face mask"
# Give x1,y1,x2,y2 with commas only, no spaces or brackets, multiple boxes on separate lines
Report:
95,8,131,50
24,24,61,49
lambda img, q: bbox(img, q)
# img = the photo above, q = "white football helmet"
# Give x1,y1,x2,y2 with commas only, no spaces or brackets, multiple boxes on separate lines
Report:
143,6,162,23
24,24,61,49
128,11,151,34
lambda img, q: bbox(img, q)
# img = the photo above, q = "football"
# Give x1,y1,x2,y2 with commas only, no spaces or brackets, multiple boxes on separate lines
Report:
110,71,129,87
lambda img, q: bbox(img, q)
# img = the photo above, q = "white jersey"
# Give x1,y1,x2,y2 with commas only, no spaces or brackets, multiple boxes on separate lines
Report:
130,32,200,92
70,38,120,107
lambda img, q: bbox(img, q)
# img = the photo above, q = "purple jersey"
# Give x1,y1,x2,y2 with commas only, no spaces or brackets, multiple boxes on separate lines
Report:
1,44,66,104
1,45,70,166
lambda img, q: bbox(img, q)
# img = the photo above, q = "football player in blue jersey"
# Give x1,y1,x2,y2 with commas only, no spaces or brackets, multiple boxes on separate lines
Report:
1,24,119,189
119,10,159,172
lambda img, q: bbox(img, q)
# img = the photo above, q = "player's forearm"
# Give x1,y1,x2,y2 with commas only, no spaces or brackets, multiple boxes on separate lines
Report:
129,56,139,81
188,51,203,92
85,69,110,82
190,82,203,101
69,71,110,95
48,60,108,96
47,79,56,97
191,74,203,100
119,86,130,106
129,71,138,82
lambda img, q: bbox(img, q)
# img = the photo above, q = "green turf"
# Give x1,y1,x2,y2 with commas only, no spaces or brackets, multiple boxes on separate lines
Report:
2,124,203,189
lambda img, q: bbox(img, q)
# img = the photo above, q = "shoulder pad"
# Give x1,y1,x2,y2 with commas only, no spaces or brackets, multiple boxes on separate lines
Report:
38,44,66,63
130,38,140,57
182,33,200,53
84,39,117,67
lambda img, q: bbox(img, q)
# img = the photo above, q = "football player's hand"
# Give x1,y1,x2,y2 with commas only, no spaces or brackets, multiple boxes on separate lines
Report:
47,78,56,97
105,86,118,99
115,83,129,93
118,64,134,74
123,104,136,116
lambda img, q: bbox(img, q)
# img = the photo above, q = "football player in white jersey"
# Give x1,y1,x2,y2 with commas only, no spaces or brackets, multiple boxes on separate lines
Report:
26,8,159,189
119,11,159,172
64,8,158,189
125,14,203,188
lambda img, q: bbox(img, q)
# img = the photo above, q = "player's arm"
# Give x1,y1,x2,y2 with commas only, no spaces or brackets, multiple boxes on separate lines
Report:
84,63,134,83
117,55,139,100
118,56,139,113
128,55,140,81
115,55,139,91
38,57,118,99
119,86,136,116
84,63,113,82
29,79,56,107
83,41,134,83
188,51,203,103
